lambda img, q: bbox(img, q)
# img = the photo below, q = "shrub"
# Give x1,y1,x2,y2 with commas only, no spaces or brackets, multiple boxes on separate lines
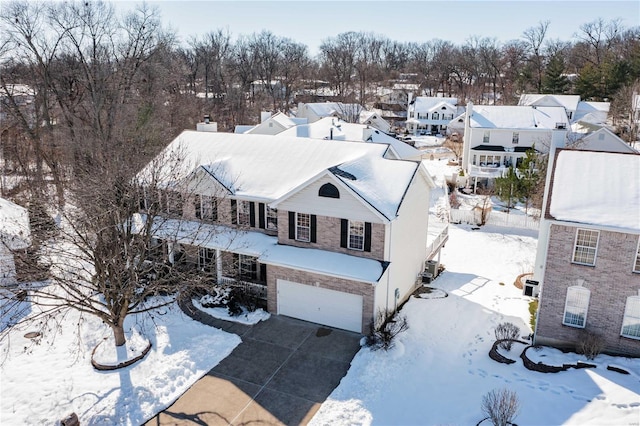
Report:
226,287,260,317
494,322,520,351
578,330,604,360
364,310,409,351
528,299,538,331
481,388,520,426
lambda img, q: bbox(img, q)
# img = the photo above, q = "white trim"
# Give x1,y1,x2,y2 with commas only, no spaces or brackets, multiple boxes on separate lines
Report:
295,212,311,242
348,220,365,251
571,228,599,266
633,237,640,274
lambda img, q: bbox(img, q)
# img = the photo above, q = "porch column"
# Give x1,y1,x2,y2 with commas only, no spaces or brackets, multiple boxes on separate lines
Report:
215,249,222,284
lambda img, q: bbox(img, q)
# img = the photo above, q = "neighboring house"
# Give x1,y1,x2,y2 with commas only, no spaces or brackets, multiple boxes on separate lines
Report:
235,111,307,136
406,95,458,135
359,110,392,134
518,93,610,131
518,94,581,120
0,197,30,286
533,148,640,357
570,128,638,154
459,103,569,191
632,92,640,137
137,129,440,334
296,102,364,123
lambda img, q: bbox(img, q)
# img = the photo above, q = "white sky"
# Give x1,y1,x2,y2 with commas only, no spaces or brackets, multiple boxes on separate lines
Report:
112,0,640,56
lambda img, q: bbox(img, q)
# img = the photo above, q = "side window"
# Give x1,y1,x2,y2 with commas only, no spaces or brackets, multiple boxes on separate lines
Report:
318,183,340,199
572,229,599,266
295,213,310,242
621,295,640,339
563,286,590,328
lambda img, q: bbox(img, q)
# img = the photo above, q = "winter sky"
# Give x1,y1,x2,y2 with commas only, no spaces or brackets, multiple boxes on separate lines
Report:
111,0,640,55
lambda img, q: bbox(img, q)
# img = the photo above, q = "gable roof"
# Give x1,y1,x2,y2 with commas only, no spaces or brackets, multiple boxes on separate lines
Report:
144,130,419,220
298,102,364,119
573,101,610,125
518,94,581,112
548,149,640,232
575,128,638,154
468,105,569,130
412,97,457,112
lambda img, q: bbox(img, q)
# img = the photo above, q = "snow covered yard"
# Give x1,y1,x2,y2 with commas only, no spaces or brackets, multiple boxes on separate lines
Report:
0,298,241,425
310,224,640,426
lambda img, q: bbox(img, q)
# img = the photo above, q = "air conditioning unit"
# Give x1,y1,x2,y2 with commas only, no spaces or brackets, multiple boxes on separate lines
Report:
523,279,539,297
425,260,439,278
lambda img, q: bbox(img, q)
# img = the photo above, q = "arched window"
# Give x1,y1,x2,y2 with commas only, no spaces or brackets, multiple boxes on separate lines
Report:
318,183,340,198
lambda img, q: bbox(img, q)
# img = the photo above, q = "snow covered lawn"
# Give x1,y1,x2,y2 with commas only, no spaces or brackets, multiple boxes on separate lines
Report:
310,224,640,426
0,299,241,425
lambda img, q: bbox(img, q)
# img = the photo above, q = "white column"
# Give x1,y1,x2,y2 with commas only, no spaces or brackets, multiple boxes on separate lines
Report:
216,249,222,284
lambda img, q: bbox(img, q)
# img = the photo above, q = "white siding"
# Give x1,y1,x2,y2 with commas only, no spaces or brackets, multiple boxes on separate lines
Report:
277,175,383,223
380,171,430,311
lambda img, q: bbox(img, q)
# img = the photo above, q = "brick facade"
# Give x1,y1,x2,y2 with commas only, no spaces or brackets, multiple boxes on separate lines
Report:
266,264,376,334
535,224,640,356
276,210,385,260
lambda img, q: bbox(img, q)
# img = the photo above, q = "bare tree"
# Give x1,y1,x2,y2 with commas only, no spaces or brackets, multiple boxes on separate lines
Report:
522,20,550,93
481,388,520,426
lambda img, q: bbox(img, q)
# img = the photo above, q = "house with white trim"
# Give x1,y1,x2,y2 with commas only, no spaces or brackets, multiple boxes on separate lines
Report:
533,148,640,356
296,102,363,124
405,96,458,135
571,127,638,154
137,129,443,333
0,197,30,286
458,103,569,191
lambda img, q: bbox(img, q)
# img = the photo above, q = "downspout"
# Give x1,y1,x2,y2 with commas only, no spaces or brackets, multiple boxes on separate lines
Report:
385,220,393,316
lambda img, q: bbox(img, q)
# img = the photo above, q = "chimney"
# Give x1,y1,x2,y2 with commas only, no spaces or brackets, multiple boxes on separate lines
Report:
196,115,218,132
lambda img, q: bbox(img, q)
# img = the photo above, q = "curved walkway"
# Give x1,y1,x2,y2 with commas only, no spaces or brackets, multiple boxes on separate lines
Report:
146,298,362,426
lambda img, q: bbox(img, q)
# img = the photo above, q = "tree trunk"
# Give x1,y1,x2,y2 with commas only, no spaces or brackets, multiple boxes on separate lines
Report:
112,321,126,346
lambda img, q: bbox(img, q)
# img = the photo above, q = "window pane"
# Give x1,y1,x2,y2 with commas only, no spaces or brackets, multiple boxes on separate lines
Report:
237,200,251,226
296,213,310,242
572,229,599,265
622,297,640,339
563,286,590,328
348,221,365,250
266,206,278,230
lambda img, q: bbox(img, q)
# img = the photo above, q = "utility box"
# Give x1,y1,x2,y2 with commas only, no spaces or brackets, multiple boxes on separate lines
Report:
523,279,539,297
425,260,439,278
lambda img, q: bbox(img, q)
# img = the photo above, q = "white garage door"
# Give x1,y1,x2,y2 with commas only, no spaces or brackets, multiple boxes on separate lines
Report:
277,279,363,333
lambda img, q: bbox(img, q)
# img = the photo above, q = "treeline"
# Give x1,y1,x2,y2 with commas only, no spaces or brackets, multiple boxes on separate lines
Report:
1,1,639,190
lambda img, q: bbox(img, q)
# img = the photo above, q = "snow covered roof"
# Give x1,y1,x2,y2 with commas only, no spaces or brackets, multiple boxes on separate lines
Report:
573,101,610,124
0,198,30,250
144,130,419,220
518,94,581,112
575,128,638,154
548,149,640,231
468,105,569,130
299,102,363,118
278,117,422,160
412,97,457,112
145,216,384,283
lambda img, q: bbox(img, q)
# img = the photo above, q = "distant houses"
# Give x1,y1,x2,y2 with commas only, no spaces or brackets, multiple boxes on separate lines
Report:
0,198,30,286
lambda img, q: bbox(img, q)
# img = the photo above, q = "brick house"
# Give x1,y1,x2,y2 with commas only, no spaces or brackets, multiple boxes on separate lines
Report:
533,148,640,356
137,128,442,334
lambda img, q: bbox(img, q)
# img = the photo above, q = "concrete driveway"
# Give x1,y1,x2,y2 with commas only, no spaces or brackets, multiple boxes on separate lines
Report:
145,306,362,426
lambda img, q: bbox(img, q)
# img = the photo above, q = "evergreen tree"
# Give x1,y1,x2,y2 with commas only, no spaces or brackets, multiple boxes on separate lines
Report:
542,54,570,94
517,148,541,214
494,166,521,211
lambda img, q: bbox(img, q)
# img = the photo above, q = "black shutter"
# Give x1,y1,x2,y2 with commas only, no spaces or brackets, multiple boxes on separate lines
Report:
249,202,256,227
288,211,295,239
364,222,372,252
231,200,237,225
260,263,267,283
194,195,201,219
251,260,258,280
258,203,265,229
340,219,348,248
310,215,317,243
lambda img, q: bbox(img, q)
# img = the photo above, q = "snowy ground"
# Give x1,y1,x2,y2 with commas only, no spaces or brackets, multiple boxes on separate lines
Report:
0,298,241,425
309,223,640,426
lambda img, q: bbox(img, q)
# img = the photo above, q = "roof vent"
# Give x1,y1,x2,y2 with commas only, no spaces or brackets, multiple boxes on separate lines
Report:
329,166,356,181
204,114,210,124
555,122,567,129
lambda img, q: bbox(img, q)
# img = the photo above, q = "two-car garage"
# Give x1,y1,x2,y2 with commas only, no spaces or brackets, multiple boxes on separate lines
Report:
276,279,364,333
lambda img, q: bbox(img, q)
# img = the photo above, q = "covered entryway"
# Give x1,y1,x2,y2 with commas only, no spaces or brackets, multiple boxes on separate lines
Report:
277,279,363,333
